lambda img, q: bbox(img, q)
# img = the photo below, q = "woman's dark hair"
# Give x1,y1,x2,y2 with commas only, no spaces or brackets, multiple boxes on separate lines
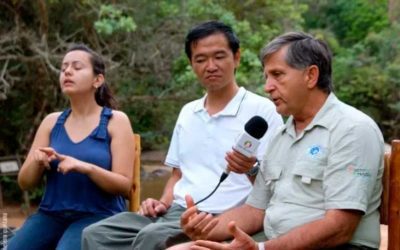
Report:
65,44,117,109
185,20,240,60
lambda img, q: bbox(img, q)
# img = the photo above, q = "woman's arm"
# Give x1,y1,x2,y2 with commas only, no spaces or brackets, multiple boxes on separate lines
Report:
82,110,134,197
18,113,59,190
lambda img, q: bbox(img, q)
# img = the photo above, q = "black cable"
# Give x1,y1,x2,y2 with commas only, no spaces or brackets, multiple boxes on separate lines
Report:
194,172,229,206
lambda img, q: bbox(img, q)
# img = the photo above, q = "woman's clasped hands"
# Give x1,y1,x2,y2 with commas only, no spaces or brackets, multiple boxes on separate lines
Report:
35,147,91,174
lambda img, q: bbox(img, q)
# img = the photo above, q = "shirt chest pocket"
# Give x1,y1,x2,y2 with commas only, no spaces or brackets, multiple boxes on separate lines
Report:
260,163,282,193
291,161,324,184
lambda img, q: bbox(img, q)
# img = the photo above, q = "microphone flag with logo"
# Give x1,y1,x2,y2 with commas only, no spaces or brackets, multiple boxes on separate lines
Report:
233,115,268,157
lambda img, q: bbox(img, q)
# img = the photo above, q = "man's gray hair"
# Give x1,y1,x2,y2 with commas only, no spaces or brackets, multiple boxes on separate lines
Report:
260,32,333,93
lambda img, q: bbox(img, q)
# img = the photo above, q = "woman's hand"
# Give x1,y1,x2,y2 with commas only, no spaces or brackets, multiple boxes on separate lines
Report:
39,147,91,175
34,147,57,170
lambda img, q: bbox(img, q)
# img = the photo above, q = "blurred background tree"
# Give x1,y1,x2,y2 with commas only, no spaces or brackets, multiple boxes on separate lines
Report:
1,0,398,204
0,0,398,156
302,0,399,139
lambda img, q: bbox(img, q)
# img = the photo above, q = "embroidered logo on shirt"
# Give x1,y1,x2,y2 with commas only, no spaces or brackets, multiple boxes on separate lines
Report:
347,164,371,178
309,146,320,155
305,144,326,162
308,145,322,158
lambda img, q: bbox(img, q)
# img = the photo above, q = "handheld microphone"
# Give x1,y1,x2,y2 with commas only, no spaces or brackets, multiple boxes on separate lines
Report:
194,116,268,206
223,116,268,177
233,115,269,157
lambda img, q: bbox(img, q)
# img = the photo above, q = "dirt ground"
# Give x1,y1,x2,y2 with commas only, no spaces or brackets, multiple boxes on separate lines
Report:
1,203,33,229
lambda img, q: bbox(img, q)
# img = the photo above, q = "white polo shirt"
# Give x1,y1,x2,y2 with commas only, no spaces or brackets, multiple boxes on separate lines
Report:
165,87,283,214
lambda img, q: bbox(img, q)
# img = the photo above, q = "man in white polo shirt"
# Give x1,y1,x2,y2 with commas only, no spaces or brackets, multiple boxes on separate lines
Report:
175,32,384,250
81,21,282,250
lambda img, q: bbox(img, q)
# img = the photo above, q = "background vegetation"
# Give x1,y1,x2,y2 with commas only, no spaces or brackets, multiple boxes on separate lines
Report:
0,0,399,201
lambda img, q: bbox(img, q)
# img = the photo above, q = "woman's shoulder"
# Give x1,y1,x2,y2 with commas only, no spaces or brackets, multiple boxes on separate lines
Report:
42,111,63,125
108,109,133,132
109,109,130,122
35,111,63,134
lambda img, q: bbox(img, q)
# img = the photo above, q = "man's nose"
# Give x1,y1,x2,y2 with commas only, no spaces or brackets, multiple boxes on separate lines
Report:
206,59,217,71
264,78,275,93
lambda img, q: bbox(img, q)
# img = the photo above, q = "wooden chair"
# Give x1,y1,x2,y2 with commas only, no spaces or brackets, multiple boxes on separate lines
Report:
128,133,141,212
380,139,400,250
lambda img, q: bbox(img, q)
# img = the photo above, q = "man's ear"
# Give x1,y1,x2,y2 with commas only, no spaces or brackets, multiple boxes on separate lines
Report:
234,49,241,68
306,65,319,89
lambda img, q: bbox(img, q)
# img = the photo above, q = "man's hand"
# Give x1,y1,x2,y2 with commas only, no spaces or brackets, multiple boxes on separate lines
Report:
138,198,169,217
225,149,257,174
192,221,258,250
181,195,219,240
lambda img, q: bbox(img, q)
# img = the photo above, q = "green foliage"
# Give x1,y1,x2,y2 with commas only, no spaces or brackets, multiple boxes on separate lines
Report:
0,0,398,155
0,176,21,202
102,0,308,147
27,186,45,203
94,5,136,36
168,0,307,96
333,24,400,140
0,175,44,204
303,0,389,45
301,0,398,139
0,0,399,203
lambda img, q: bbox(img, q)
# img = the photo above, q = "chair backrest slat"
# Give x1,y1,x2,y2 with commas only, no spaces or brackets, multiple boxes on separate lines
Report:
128,134,141,212
381,139,400,250
388,140,400,250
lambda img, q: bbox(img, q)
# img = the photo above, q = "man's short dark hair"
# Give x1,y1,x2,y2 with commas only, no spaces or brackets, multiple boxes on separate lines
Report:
260,32,333,93
185,21,240,60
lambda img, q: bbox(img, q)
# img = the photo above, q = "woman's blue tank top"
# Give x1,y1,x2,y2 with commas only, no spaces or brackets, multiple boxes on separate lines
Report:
39,107,125,215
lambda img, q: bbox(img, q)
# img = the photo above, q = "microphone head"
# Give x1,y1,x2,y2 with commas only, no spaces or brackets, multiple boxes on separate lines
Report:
244,116,268,139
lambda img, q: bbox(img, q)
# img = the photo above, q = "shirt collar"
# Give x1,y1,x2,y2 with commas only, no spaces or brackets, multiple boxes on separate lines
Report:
308,92,338,128
193,87,247,117
283,92,338,136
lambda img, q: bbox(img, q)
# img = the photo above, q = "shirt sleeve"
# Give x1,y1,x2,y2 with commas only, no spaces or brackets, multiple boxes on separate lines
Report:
164,114,182,168
246,163,270,210
323,122,383,213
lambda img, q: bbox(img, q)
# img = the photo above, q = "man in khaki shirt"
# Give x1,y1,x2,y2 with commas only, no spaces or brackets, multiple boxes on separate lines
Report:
171,32,384,250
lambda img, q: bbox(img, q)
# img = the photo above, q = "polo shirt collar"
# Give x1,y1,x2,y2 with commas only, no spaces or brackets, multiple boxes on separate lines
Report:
193,87,247,117
283,92,338,137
